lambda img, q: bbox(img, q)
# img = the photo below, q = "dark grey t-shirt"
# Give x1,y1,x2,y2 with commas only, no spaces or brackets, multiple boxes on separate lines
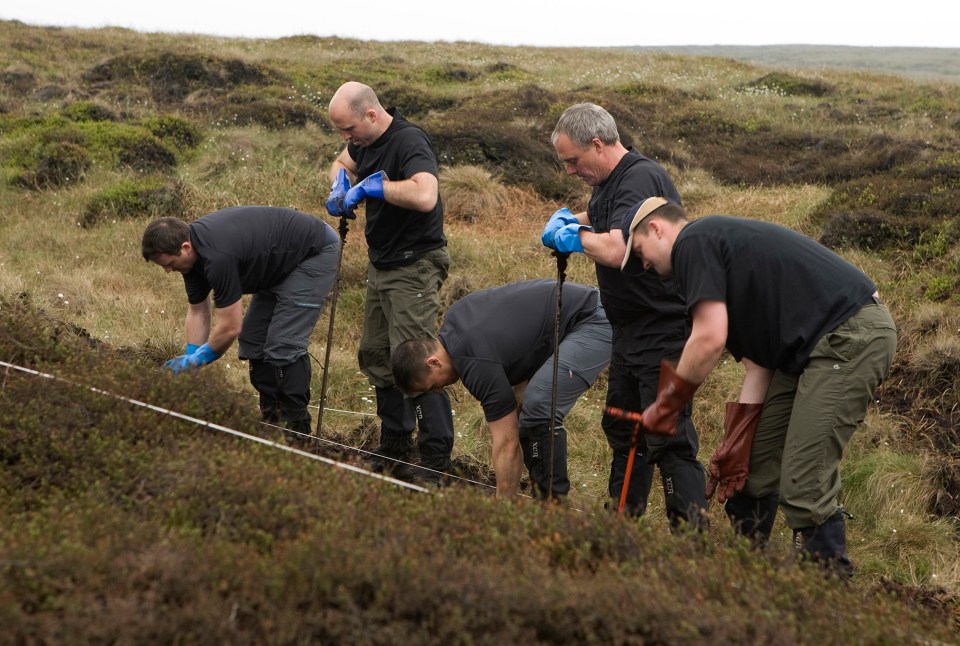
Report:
673,215,877,374
184,206,338,308
439,279,601,422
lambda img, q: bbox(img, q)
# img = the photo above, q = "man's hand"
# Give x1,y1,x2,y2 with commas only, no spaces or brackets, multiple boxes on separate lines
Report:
706,402,763,502
549,223,592,254
641,360,698,436
343,171,385,212
164,343,221,375
540,208,579,247
325,168,354,217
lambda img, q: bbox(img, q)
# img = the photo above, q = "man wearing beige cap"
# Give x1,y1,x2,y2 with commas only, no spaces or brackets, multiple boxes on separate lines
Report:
620,197,897,576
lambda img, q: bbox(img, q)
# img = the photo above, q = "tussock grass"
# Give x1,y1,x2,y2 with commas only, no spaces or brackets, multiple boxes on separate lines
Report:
439,165,511,224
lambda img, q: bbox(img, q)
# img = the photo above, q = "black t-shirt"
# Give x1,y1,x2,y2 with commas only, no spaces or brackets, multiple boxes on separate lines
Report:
439,279,602,422
183,206,339,308
673,215,877,374
348,109,446,269
587,148,687,363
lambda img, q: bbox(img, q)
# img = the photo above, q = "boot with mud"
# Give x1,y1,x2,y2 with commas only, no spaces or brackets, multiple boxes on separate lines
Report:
368,431,417,480
368,385,418,479
284,415,315,451
415,449,453,487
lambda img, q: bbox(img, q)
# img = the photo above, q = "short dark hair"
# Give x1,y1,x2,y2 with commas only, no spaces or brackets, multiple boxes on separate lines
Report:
141,217,190,261
391,338,439,394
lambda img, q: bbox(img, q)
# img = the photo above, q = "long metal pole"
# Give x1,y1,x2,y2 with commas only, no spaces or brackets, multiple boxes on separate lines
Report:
316,215,350,435
546,250,568,500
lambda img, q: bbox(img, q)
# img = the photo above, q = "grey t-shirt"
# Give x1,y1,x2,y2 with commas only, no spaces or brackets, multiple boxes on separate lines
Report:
184,206,338,308
439,279,601,422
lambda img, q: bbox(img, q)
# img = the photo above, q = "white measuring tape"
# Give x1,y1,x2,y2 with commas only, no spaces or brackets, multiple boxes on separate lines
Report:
0,359,431,494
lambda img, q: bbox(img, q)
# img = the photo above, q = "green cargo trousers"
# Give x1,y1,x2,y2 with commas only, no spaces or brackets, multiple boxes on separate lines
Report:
358,248,454,462
741,301,897,528
358,247,450,387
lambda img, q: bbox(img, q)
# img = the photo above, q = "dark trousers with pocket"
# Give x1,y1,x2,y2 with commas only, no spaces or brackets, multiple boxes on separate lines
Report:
238,242,339,427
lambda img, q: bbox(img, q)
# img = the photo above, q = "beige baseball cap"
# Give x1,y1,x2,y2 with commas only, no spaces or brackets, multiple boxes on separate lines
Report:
620,196,669,272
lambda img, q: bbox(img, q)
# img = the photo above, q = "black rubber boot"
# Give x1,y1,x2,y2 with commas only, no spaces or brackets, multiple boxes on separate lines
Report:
416,449,453,487
375,385,416,436
724,491,781,550
369,386,418,478
519,424,569,500
275,356,313,448
412,391,454,485
284,416,315,450
369,430,417,480
249,359,281,423
794,510,854,578
607,448,655,517
657,452,709,532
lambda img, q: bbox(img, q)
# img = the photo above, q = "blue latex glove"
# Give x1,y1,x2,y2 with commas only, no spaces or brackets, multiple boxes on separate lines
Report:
540,208,579,247
343,171,385,212
325,168,353,217
551,223,592,254
164,343,221,375
186,343,200,355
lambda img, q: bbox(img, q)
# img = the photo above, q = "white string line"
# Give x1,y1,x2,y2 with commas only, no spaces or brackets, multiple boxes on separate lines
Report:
259,418,498,492
226,386,499,492
0,359,431,494
228,387,369,417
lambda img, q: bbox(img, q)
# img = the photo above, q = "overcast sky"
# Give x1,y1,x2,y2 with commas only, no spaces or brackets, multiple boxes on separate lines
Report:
3,1,959,48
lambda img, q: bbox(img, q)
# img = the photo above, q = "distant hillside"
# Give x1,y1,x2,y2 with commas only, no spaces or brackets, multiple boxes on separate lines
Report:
625,45,960,83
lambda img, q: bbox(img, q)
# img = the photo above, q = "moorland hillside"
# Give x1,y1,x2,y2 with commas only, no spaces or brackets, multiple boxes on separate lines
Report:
1,20,959,642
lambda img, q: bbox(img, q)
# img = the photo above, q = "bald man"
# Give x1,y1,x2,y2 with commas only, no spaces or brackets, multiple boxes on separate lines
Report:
325,82,453,483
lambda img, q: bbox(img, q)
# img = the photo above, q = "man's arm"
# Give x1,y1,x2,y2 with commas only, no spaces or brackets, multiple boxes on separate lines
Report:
676,300,729,385
184,299,212,347
739,358,773,404
204,300,243,355
382,171,439,213
329,148,357,183
488,411,523,498
581,228,629,268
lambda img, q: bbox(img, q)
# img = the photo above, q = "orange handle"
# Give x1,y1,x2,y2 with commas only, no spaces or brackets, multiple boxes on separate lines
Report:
604,405,643,424
605,406,644,516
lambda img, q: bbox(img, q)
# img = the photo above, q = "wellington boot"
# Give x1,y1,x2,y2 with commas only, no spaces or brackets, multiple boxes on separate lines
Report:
415,450,453,487
794,510,854,578
367,431,417,480
284,415,314,451
724,491,780,550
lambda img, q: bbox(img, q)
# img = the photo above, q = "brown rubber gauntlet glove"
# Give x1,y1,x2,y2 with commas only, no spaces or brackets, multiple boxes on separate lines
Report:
706,402,763,503
641,360,698,436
